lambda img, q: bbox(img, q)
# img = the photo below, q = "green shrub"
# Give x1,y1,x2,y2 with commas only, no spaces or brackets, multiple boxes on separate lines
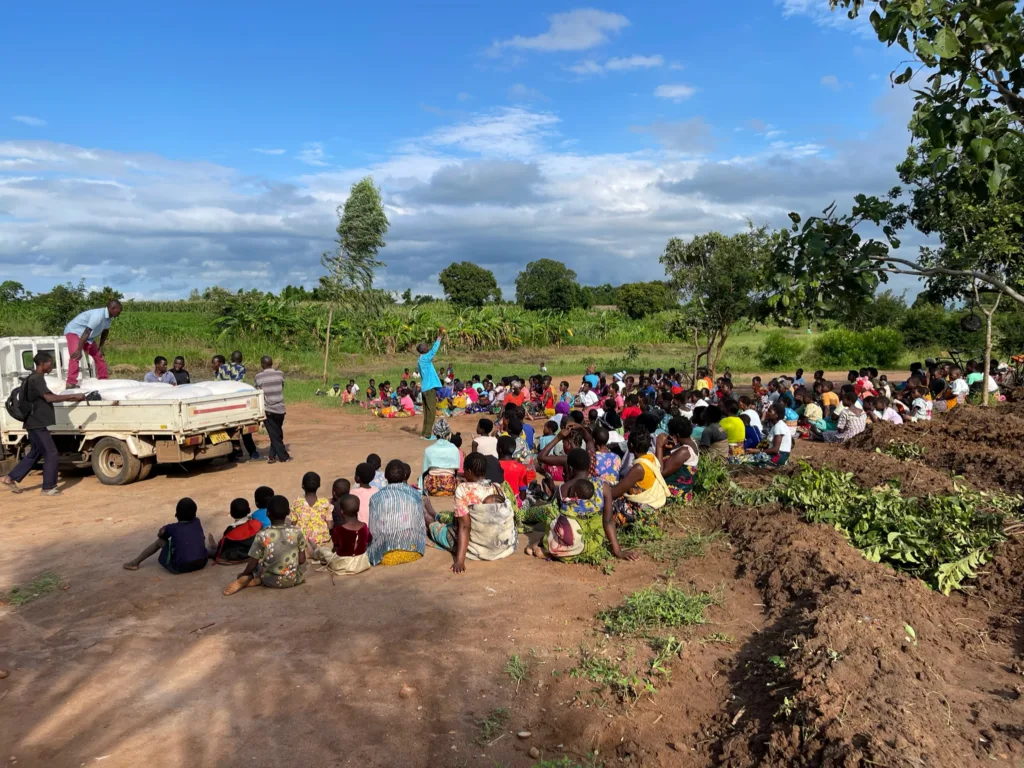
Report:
756,332,805,369
858,327,904,367
813,327,905,368
812,328,865,368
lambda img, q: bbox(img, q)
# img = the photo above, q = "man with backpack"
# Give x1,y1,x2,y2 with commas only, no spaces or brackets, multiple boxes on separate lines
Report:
3,352,88,496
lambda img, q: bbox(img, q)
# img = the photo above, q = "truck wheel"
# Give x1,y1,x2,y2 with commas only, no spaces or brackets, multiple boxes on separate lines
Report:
137,457,156,481
91,438,142,485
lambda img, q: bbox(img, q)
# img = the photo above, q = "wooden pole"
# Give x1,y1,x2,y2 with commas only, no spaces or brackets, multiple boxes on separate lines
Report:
321,308,333,387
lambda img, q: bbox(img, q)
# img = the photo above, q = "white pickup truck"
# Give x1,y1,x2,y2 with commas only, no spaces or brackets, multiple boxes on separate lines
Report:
1,336,265,485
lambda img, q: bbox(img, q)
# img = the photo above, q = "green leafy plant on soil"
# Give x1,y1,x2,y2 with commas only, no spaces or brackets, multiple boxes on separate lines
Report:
735,462,1020,594
879,440,925,461
573,509,666,566
648,635,684,679
505,654,529,691
693,453,730,499
475,707,509,744
536,754,604,768
570,645,656,704
701,632,735,645
598,584,718,635
6,571,62,606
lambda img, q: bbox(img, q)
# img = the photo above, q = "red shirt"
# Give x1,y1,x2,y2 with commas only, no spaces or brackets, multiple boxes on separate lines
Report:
331,523,372,557
505,390,527,407
621,406,642,421
499,459,532,496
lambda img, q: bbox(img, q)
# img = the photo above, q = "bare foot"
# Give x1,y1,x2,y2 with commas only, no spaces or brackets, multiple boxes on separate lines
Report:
122,562,139,571
524,545,545,558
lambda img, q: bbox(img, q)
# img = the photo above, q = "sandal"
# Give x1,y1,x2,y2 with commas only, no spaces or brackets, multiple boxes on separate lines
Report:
222,575,261,596
3,480,22,494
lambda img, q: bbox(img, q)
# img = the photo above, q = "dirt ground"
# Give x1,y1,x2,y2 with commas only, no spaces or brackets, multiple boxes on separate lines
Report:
2,385,1023,768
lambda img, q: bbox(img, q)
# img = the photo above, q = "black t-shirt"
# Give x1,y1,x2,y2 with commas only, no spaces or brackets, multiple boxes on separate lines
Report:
172,369,191,385
484,455,505,484
929,378,947,398
603,411,622,430
23,373,55,430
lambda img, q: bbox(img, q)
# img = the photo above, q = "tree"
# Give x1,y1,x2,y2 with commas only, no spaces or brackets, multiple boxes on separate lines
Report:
0,281,29,303
320,176,390,298
438,262,502,307
835,289,908,332
615,281,678,319
515,259,587,311
832,0,1024,195
586,283,619,306
661,226,773,376
401,288,413,304
85,286,123,306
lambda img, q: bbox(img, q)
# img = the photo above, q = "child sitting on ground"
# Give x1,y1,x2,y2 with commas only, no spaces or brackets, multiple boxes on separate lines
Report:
872,396,904,425
366,453,386,489
498,435,532,500
325,493,372,575
224,494,307,594
207,497,264,564
330,477,351,521
123,497,208,574
252,486,273,528
473,418,498,458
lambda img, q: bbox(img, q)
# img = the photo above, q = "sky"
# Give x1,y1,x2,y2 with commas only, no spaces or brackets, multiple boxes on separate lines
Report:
0,0,928,300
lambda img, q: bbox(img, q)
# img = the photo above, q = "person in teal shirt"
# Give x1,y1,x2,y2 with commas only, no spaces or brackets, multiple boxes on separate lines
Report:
416,328,445,439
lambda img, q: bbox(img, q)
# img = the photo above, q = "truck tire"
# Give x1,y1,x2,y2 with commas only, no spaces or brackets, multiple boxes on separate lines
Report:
91,438,142,486
137,457,156,482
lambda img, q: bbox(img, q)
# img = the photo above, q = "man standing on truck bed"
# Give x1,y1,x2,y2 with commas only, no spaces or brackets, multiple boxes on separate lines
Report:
3,352,88,496
64,300,122,388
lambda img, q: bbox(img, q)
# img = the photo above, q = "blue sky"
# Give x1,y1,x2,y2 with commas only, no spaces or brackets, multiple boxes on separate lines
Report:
0,1,925,299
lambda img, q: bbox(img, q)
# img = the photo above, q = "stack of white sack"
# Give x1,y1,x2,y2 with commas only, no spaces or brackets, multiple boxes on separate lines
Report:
84,378,256,401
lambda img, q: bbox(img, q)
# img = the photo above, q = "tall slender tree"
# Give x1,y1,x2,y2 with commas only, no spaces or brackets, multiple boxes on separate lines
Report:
320,176,390,301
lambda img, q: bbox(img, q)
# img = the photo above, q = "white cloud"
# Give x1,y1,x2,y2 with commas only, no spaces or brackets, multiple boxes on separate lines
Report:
507,83,548,103
457,92,471,101
570,54,664,76
775,0,875,35
821,74,841,90
12,115,47,127
415,107,559,157
0,91,922,299
297,142,330,166
489,8,628,54
253,148,286,155
654,83,697,101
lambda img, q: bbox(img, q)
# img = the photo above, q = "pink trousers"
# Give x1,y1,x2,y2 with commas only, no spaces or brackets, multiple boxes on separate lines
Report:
65,333,109,386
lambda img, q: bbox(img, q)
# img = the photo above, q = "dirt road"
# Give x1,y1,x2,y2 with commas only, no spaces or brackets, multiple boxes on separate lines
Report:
0,405,765,767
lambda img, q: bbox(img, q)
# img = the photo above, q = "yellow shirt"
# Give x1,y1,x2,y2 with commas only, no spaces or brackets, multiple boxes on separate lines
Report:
719,416,746,443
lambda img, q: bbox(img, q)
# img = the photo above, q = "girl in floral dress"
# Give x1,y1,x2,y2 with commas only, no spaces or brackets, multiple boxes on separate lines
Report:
288,471,333,555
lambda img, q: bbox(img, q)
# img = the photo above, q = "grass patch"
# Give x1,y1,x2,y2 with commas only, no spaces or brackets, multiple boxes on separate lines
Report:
693,454,729,499
599,584,718,635
641,530,723,564
6,571,62,606
475,707,509,744
505,653,529,691
536,756,604,768
701,632,735,645
569,645,656,704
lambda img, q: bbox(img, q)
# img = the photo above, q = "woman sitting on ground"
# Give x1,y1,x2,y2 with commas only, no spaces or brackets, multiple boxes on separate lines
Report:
736,402,793,467
606,426,669,524
424,452,515,573
367,460,427,566
421,418,462,497
526,448,638,563
656,416,699,499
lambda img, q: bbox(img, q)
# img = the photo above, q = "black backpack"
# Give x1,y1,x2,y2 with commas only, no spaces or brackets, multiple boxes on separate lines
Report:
5,380,31,422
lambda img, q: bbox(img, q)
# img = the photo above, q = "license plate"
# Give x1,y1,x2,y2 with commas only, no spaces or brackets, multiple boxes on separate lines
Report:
208,431,230,445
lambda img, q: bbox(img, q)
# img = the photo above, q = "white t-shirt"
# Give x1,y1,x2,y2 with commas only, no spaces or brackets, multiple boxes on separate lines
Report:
770,420,793,454
950,378,969,397
911,397,932,421
694,398,709,409
579,390,599,408
741,408,763,431
351,383,360,393
473,435,498,459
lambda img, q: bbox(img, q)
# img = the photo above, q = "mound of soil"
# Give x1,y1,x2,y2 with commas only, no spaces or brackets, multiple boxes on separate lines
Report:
848,402,1024,491
791,441,958,496
714,506,1024,766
